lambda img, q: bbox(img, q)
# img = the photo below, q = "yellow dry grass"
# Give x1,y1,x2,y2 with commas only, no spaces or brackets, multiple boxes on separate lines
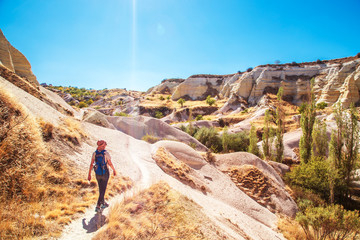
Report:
0,89,132,239
278,216,306,240
152,147,207,193
94,182,226,240
225,165,277,212
229,94,300,132
140,93,227,110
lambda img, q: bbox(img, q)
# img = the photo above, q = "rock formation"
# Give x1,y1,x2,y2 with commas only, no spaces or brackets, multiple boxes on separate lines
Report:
0,29,38,88
149,57,360,110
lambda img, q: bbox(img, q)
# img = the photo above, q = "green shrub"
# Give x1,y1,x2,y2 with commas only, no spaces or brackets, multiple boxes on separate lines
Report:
194,127,222,153
155,111,164,119
206,95,216,106
159,96,165,101
247,67,253,72
179,124,199,137
142,134,160,144
241,108,248,114
296,204,360,240
195,115,203,121
78,102,87,108
222,129,250,153
86,99,94,105
316,102,328,110
177,98,185,107
218,118,226,127
226,131,249,152
286,156,331,200
114,112,129,117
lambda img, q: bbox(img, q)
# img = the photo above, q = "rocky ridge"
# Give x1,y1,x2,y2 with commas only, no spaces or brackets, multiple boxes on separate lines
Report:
150,57,360,110
0,29,38,88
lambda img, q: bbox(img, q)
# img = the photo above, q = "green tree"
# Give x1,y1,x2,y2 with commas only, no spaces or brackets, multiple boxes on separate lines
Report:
262,109,274,160
312,119,328,158
248,125,260,157
275,87,284,162
222,127,230,153
286,156,331,200
343,104,359,197
177,98,185,107
329,103,359,202
299,78,316,164
206,95,216,106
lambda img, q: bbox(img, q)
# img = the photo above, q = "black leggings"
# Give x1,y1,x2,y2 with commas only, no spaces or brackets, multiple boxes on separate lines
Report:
95,170,109,207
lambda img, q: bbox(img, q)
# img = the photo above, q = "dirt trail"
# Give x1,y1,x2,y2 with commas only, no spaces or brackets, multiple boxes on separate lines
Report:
58,125,153,240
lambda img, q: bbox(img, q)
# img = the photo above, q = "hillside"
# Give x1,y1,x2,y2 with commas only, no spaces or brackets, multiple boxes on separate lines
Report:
1,28,360,240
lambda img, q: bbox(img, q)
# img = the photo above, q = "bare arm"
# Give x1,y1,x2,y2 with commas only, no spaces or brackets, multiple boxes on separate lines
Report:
106,152,117,176
88,152,95,181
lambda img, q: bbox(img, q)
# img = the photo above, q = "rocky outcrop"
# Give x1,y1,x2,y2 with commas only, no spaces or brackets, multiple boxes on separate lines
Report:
104,115,208,151
231,60,360,107
171,74,236,100
0,29,38,88
148,78,185,95
149,57,360,110
215,152,298,217
162,106,219,123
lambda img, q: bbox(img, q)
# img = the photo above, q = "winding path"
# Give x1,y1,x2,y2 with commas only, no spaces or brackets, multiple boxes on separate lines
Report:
58,136,152,240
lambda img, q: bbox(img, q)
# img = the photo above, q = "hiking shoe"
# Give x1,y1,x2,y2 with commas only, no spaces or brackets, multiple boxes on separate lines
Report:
101,202,109,209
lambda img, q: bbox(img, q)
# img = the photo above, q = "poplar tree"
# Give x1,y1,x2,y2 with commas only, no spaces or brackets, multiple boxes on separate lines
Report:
275,87,284,162
329,103,359,201
262,109,274,160
299,78,316,163
248,125,260,157
342,103,359,198
312,119,328,158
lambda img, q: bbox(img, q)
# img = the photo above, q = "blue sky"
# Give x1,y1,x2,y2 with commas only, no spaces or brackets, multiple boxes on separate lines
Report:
0,0,359,91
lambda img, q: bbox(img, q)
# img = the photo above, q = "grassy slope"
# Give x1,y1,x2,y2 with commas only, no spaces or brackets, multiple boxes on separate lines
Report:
94,182,231,240
0,89,132,239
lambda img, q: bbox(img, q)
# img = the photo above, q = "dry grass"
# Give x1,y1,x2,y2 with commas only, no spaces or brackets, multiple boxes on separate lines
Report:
224,165,277,212
267,94,300,132
94,182,228,240
227,94,300,132
153,147,193,186
58,117,88,146
278,216,306,240
141,93,228,110
0,64,42,99
0,89,132,239
141,134,161,144
153,147,207,193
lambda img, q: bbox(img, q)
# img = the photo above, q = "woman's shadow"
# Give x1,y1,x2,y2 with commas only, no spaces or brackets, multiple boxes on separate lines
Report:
82,211,107,233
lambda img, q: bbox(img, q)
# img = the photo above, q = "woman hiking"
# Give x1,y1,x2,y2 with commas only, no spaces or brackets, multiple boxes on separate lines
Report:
88,140,117,212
